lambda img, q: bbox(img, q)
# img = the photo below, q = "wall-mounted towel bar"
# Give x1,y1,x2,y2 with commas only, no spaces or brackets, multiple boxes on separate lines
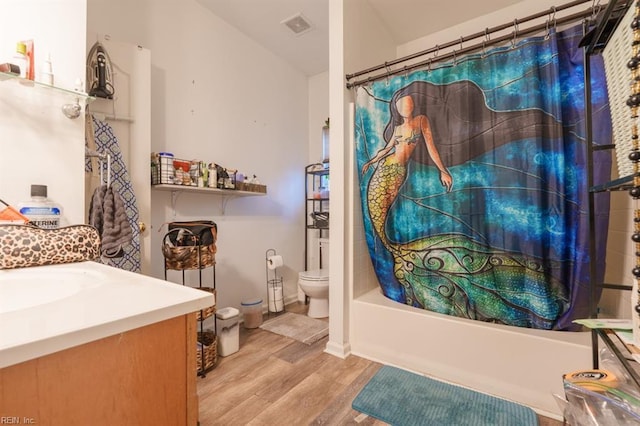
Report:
85,148,112,187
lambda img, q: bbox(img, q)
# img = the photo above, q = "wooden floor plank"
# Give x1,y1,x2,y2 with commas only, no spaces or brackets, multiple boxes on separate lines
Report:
208,395,272,426
273,336,329,364
310,362,383,425
248,372,347,426
255,351,331,403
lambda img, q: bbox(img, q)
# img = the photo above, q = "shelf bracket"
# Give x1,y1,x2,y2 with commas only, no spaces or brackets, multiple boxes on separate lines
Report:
170,190,183,219
221,195,237,215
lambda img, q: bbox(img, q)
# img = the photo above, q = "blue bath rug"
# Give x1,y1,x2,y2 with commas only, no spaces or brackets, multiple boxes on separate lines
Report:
352,366,537,426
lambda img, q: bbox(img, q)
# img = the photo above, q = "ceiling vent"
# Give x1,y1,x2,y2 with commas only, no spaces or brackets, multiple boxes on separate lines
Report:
281,13,313,36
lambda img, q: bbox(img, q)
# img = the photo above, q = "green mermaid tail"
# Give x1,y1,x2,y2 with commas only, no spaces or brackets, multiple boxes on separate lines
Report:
367,158,406,250
367,159,568,329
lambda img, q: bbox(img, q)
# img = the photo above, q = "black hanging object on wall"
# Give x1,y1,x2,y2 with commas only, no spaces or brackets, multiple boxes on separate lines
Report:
86,41,115,99
579,0,635,52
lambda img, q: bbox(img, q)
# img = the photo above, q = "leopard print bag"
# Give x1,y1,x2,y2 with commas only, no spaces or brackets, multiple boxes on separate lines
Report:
0,224,101,270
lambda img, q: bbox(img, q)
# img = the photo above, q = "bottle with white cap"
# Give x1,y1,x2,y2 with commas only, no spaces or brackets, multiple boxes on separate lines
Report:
13,42,28,79
18,185,62,229
40,53,54,85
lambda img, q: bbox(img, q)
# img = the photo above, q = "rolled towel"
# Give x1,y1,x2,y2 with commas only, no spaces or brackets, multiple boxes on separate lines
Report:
101,187,133,258
88,185,107,236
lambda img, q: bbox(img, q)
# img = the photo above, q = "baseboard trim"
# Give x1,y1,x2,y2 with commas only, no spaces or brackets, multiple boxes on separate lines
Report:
324,340,351,359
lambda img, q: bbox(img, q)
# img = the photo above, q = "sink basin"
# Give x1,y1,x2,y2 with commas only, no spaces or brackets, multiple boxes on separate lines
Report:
0,266,103,314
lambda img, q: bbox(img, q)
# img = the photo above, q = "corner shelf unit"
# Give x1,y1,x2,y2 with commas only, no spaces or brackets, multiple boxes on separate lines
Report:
304,164,329,272
583,0,634,370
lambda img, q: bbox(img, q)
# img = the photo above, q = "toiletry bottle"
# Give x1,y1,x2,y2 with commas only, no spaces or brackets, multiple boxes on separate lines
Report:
23,39,35,80
18,185,62,229
41,53,54,85
208,164,217,188
14,42,28,78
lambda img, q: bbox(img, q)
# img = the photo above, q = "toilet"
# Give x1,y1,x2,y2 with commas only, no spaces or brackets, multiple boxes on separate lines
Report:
298,268,329,318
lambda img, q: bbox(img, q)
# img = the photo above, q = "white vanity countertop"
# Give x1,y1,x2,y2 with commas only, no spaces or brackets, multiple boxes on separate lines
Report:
0,261,214,369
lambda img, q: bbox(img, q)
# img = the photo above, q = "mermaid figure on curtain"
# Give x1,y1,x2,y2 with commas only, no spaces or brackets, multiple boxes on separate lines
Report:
361,80,569,329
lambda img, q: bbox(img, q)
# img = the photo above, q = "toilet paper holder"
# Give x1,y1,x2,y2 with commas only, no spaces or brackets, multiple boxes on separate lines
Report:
265,248,285,314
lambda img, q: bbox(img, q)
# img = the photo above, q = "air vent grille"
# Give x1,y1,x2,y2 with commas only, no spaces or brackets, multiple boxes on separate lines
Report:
282,13,313,36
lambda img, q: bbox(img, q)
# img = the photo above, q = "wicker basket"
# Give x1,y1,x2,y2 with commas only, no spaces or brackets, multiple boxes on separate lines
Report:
197,330,217,371
162,238,216,270
197,288,216,321
162,225,217,270
235,182,267,194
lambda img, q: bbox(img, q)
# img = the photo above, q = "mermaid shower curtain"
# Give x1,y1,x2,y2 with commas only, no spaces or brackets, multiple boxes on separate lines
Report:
355,24,612,330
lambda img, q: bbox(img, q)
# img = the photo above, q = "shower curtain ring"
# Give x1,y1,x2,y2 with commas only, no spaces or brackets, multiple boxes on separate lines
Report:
482,40,487,58
459,36,463,51
384,62,391,86
544,19,550,40
591,0,601,21
434,44,439,59
511,18,519,48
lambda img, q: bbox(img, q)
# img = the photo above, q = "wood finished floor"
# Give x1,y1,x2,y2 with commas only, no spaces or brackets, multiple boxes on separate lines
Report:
197,302,563,425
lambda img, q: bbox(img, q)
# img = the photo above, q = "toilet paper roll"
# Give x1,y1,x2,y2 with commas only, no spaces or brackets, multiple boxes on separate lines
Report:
267,255,284,270
268,286,284,312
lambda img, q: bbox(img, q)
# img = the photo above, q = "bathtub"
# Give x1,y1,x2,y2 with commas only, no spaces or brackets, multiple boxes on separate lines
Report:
349,288,591,419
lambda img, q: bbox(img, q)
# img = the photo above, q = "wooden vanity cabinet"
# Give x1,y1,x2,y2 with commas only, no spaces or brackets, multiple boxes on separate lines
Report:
0,313,198,426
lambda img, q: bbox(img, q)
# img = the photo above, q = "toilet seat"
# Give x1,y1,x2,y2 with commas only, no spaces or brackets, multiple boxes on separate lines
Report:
298,269,329,319
299,269,328,281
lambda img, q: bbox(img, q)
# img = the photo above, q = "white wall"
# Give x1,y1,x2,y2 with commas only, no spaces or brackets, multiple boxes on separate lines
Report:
308,72,329,165
0,0,87,226
601,193,633,318
88,0,309,313
397,0,584,59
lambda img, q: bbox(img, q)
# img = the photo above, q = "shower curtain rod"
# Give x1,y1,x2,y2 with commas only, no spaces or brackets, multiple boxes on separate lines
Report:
345,0,598,89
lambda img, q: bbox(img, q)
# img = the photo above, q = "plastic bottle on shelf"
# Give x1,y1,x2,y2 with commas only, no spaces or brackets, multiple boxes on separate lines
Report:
207,164,217,188
40,53,54,85
14,42,28,78
18,185,62,229
23,40,34,81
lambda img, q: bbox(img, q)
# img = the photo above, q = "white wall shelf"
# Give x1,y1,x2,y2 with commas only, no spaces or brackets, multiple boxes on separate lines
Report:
0,71,93,102
152,183,266,215
152,183,266,197
0,71,94,120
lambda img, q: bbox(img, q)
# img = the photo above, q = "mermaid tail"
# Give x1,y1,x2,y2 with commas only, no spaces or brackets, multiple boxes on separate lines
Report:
367,157,406,251
367,159,568,329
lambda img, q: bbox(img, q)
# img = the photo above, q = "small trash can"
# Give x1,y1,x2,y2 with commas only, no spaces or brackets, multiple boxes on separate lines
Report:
241,298,263,329
215,307,240,357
